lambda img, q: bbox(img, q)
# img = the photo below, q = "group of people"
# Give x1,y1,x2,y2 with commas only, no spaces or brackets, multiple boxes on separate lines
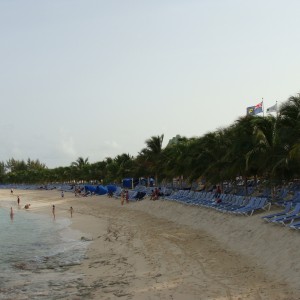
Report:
150,188,160,200
7,194,29,221
9,190,73,221
52,205,74,220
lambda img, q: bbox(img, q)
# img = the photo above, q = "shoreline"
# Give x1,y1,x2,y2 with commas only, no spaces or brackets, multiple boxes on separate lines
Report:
1,189,300,299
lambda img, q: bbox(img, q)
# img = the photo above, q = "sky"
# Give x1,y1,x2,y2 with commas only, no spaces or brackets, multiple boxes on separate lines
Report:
1,0,300,168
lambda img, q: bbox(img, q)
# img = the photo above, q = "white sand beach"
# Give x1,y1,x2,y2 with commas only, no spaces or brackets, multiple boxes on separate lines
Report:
1,189,300,299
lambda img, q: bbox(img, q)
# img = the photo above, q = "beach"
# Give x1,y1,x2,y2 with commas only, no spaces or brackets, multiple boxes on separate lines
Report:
1,189,300,300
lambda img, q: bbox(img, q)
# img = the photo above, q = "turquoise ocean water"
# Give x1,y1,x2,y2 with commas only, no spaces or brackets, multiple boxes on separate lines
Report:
0,199,89,300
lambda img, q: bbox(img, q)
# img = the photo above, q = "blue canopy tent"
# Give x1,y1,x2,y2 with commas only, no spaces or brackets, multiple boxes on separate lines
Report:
122,178,133,189
84,185,108,195
95,185,108,195
107,184,117,193
84,185,97,193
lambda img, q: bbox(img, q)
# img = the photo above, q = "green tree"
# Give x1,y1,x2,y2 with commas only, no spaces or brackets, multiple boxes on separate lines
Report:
141,134,164,185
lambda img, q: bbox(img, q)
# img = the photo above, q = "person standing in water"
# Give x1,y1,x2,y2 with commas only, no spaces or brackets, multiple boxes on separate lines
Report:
10,207,14,221
70,206,74,218
52,205,56,220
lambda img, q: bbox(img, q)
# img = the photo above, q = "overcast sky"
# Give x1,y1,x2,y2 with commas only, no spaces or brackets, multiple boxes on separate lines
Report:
1,0,300,168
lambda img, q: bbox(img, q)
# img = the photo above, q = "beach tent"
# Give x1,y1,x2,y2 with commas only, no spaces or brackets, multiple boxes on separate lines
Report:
84,185,108,195
122,178,133,189
106,184,117,193
84,185,97,193
95,185,108,195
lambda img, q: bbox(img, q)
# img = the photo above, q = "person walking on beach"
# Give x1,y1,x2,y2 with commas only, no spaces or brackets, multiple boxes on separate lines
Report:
70,206,74,218
10,189,13,195
17,196,20,206
61,191,64,198
52,205,56,220
120,190,124,205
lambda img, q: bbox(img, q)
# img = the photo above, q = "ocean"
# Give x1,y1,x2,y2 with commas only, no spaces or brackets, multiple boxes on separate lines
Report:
0,199,90,300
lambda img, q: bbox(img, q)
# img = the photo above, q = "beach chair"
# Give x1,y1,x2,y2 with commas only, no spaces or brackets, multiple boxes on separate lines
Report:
261,202,292,222
231,197,270,216
196,192,215,207
203,193,229,209
167,190,186,201
214,194,236,211
271,203,300,225
176,191,194,203
288,220,300,230
218,195,246,213
179,191,197,204
230,197,257,215
276,191,300,206
186,192,204,205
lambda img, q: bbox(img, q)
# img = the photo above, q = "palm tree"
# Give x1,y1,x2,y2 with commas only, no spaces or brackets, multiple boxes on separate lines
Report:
105,154,135,183
277,94,300,179
71,157,89,169
187,129,233,187
224,116,258,194
162,136,189,180
141,134,164,185
70,157,89,182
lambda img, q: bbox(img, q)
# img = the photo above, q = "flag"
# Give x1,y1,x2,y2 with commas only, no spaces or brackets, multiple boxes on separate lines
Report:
254,101,263,114
246,106,255,115
266,103,277,113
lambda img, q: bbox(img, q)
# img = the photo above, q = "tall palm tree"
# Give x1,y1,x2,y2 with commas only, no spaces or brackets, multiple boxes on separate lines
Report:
70,157,89,182
105,153,135,183
187,129,233,186
162,136,188,180
142,134,164,185
277,94,300,178
224,116,258,193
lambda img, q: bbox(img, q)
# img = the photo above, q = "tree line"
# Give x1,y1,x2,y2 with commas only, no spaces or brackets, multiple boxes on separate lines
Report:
1,94,300,189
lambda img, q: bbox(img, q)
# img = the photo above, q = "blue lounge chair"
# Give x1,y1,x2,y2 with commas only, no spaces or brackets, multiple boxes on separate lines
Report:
262,202,292,222
288,220,300,230
232,197,270,216
218,195,248,213
271,203,300,225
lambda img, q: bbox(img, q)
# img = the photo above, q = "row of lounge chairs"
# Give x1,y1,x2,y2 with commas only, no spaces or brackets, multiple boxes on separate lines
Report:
163,190,270,216
275,191,300,206
262,202,300,230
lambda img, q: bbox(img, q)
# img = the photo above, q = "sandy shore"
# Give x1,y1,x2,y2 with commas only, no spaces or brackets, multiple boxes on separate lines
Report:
1,189,300,300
